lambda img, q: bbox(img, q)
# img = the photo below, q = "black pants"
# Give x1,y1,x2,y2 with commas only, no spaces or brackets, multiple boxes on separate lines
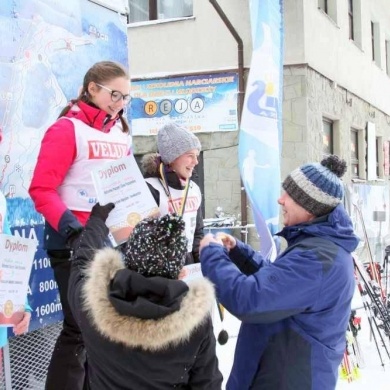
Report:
45,251,87,390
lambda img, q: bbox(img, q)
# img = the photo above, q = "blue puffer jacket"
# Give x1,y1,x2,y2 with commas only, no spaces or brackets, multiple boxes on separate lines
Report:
200,204,360,390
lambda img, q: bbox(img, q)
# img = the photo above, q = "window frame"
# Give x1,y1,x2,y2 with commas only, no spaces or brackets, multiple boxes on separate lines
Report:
348,0,354,40
322,117,334,156
128,0,193,24
350,128,359,178
318,0,328,14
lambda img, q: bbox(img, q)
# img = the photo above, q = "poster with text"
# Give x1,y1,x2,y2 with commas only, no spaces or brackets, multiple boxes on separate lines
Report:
131,72,238,135
0,234,36,326
91,155,160,246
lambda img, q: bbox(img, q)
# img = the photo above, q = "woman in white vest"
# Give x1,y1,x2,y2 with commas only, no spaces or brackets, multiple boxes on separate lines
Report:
29,61,132,390
142,123,203,264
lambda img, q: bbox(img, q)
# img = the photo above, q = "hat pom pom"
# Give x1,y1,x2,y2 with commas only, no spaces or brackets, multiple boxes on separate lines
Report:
157,214,185,240
321,155,347,178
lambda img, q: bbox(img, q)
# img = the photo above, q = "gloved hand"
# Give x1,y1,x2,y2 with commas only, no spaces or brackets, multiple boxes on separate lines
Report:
90,202,115,222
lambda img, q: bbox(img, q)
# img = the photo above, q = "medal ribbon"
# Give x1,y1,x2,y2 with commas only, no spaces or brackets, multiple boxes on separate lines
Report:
159,163,189,216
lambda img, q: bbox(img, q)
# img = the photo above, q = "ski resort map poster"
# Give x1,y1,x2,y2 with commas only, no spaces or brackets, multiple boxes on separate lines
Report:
130,72,239,135
0,0,129,331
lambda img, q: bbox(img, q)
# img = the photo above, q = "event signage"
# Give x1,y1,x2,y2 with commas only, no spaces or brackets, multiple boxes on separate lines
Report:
91,155,160,246
130,72,239,135
0,234,36,326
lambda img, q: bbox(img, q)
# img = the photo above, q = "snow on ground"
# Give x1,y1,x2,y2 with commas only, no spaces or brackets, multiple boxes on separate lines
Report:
214,307,390,390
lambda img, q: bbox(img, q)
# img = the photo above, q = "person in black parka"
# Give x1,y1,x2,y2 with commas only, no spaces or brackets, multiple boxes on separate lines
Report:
68,203,223,390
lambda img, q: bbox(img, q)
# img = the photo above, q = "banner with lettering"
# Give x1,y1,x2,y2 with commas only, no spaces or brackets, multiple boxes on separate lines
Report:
130,72,238,134
239,0,284,260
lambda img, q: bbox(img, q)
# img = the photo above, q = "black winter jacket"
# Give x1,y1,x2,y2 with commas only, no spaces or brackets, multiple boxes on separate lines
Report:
68,214,222,390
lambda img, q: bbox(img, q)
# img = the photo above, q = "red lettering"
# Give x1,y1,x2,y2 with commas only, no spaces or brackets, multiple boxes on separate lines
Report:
88,141,127,159
168,196,198,214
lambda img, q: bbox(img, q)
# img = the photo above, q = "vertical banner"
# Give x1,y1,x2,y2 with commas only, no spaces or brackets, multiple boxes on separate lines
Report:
239,0,284,260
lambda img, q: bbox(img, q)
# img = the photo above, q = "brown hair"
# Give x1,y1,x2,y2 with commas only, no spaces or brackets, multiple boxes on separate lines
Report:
58,61,130,133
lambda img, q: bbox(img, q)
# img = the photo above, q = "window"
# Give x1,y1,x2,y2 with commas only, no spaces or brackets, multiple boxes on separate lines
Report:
318,0,327,14
318,0,337,23
371,21,375,61
128,0,193,23
376,136,384,178
366,122,376,180
348,0,354,40
386,40,390,76
371,21,381,66
351,129,359,177
322,118,333,155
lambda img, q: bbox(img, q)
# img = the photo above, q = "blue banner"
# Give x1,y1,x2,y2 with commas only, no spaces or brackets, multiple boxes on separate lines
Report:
239,0,284,260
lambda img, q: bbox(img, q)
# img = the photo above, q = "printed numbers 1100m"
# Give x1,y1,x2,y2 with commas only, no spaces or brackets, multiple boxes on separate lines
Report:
32,257,51,270
35,302,62,318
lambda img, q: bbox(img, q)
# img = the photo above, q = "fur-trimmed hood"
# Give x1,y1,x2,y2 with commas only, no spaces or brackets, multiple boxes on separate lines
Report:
83,247,215,351
141,152,161,177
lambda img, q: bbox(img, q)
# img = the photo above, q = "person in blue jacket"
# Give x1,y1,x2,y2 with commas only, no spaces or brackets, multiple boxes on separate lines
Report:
199,155,360,390
0,191,32,347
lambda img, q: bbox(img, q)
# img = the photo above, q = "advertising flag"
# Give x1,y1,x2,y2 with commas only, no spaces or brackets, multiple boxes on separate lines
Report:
239,0,284,260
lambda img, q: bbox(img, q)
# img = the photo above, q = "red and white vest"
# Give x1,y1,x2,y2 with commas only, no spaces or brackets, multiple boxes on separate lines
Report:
145,177,202,252
58,117,131,211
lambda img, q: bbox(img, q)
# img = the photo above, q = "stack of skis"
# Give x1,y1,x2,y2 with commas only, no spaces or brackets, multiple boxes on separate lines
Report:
340,249,390,382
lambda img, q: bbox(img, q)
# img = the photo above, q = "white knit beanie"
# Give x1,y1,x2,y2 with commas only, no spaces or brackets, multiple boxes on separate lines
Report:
157,123,201,164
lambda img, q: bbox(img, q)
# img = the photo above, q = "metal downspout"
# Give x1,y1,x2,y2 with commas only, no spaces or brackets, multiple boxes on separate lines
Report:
209,0,248,237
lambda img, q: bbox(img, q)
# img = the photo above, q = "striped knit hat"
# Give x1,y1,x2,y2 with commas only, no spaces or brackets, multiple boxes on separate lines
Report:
282,155,347,217
123,213,187,279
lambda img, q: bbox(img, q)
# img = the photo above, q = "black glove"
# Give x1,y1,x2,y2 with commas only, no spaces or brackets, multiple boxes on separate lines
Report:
90,202,115,222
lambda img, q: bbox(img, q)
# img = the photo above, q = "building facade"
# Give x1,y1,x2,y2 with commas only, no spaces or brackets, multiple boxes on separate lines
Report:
128,0,390,255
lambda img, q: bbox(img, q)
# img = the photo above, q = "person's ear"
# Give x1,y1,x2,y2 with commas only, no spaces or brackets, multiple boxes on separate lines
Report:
87,82,97,97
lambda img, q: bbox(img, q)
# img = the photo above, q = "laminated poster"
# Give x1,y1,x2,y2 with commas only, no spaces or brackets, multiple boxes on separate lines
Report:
0,234,36,326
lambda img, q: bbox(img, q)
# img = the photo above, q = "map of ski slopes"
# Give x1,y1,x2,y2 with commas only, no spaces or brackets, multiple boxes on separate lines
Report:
0,0,128,329
0,0,128,225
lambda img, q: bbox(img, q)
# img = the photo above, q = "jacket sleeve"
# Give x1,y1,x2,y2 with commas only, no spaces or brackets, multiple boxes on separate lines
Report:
68,215,111,323
146,181,160,205
29,119,82,237
191,207,204,263
188,317,223,390
200,242,323,324
70,215,110,272
228,239,268,275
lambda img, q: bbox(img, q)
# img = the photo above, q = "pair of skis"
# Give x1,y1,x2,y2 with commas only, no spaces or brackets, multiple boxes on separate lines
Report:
339,198,390,381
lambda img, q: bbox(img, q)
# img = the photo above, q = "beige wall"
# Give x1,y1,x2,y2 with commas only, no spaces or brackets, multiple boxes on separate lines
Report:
128,0,252,78
284,0,390,115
